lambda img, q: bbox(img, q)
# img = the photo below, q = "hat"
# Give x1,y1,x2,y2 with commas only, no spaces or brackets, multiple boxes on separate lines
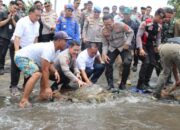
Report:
94,6,101,13
54,31,72,40
123,7,131,15
65,3,74,11
44,0,51,5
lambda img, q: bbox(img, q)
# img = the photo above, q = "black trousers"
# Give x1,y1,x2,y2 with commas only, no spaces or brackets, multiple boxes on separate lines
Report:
105,49,132,86
0,37,10,69
137,45,157,87
41,33,54,42
9,43,21,87
133,49,139,66
50,67,72,91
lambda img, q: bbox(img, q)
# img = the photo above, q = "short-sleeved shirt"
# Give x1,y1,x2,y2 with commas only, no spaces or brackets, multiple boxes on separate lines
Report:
76,49,100,70
15,42,56,67
0,11,19,39
11,16,40,48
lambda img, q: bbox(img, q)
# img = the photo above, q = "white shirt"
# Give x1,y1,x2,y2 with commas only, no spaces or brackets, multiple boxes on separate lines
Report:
12,16,40,48
76,49,100,70
15,42,56,67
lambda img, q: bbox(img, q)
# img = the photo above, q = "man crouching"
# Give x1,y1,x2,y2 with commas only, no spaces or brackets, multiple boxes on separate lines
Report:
50,40,87,93
14,31,69,108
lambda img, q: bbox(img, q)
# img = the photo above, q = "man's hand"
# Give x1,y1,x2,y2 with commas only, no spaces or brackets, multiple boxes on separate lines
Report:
76,73,82,80
82,38,87,43
103,54,110,64
139,48,146,56
77,79,87,88
54,71,60,83
8,13,12,20
123,44,129,50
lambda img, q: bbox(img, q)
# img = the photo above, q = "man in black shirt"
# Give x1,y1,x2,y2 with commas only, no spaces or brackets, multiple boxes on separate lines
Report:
0,1,19,75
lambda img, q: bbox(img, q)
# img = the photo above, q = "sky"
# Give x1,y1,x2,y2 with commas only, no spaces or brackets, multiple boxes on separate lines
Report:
4,0,170,15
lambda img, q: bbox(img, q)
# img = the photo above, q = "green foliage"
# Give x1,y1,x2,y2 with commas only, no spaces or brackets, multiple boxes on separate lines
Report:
168,0,180,18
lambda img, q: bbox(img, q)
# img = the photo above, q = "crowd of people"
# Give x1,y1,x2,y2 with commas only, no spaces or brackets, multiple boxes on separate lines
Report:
0,0,180,108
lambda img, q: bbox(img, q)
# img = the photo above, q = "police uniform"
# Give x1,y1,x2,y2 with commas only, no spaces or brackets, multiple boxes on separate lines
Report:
136,19,162,90
51,49,80,91
102,22,134,89
80,9,93,34
82,7,103,53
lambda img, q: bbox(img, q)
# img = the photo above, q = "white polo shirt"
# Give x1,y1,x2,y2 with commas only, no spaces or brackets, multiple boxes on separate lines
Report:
76,49,100,70
15,42,56,67
12,16,40,48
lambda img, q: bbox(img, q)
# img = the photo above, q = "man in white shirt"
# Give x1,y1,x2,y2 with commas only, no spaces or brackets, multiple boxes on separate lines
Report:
14,31,70,108
76,43,105,85
9,6,41,96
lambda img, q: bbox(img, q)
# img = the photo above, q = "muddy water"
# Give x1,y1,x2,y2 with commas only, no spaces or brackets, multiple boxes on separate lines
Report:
1,61,180,130
0,93,180,130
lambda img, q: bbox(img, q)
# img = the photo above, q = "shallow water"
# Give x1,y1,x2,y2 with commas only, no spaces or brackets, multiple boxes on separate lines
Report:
0,92,180,130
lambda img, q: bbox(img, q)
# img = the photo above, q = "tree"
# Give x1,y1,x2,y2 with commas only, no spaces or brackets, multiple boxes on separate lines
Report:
168,0,180,18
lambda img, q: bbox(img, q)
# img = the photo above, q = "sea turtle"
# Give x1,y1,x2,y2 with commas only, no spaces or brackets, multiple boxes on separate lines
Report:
53,84,115,103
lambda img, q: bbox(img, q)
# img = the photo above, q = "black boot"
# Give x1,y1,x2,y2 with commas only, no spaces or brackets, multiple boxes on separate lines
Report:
119,82,126,90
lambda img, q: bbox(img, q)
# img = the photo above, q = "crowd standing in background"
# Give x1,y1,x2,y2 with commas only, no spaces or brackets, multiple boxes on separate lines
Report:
0,0,180,108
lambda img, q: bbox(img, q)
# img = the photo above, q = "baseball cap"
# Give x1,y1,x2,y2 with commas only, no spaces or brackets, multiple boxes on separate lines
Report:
54,31,72,40
123,7,132,15
65,3,74,11
94,6,101,13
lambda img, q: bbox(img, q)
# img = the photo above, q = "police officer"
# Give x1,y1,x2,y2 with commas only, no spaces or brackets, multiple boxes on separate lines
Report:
56,3,80,43
51,40,86,92
102,15,134,90
153,39,180,99
82,6,103,53
136,8,165,91
80,1,93,34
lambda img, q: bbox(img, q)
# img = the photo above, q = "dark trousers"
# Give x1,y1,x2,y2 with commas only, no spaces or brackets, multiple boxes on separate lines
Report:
85,63,105,83
137,45,157,88
133,49,139,66
0,38,10,69
105,49,132,87
50,67,71,91
9,43,21,87
41,33,54,42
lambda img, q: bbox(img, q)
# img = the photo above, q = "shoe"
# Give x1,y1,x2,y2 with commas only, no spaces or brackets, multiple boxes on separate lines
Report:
119,83,126,90
152,92,161,100
107,84,114,90
137,84,151,92
132,65,137,72
0,69,4,75
10,86,21,96
110,88,120,93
